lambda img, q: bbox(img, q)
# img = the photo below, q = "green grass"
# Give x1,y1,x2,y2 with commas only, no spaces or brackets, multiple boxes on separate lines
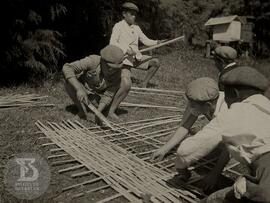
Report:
0,47,269,203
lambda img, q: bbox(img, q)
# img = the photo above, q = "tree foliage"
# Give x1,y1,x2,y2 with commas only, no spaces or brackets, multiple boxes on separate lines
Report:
0,0,66,84
0,0,270,85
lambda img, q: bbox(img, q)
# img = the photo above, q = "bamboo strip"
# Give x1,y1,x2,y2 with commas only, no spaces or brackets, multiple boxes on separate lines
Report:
71,171,93,178
131,87,185,95
0,103,55,107
199,158,243,177
47,154,69,159
42,142,56,147
84,102,115,130
140,35,185,53
52,159,78,166
120,102,183,111
0,94,53,108
58,164,84,173
129,90,181,99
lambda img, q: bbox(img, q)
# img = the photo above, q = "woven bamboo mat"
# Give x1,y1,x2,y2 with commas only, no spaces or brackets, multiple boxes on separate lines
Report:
36,116,244,202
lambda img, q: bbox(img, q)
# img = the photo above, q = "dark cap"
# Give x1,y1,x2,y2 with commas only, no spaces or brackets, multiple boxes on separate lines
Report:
100,45,124,64
122,2,139,12
220,66,269,91
186,77,219,102
212,46,237,60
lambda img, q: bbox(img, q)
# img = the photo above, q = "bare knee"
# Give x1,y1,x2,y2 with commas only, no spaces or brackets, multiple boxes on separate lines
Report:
176,146,186,158
121,77,132,91
175,146,189,169
149,58,160,68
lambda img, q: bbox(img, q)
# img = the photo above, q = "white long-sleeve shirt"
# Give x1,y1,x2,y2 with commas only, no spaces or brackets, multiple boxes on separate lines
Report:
195,94,270,165
110,20,157,66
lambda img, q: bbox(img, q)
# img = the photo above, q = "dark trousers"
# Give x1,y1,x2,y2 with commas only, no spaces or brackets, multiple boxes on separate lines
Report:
204,152,270,203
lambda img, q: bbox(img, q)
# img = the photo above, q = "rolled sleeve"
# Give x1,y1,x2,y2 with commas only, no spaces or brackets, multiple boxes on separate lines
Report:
62,55,100,80
177,117,223,166
180,103,199,130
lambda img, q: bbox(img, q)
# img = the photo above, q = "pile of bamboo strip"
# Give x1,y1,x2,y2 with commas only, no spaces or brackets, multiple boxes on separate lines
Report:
36,120,198,203
0,93,54,108
122,87,187,112
120,102,184,112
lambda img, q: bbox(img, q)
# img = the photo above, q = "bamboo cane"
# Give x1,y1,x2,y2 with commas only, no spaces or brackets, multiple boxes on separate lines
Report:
129,90,181,99
59,164,84,173
52,159,77,166
131,86,185,95
71,170,92,178
120,102,183,111
83,101,114,130
140,35,185,53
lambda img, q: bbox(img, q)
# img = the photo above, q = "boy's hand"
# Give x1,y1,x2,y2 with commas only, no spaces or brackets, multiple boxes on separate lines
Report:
76,89,89,104
233,176,246,199
151,148,167,162
126,47,136,55
157,39,167,44
135,52,143,61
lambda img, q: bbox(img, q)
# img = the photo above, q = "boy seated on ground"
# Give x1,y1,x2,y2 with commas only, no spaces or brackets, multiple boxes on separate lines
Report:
152,77,228,180
201,66,270,203
62,45,126,121
110,2,165,98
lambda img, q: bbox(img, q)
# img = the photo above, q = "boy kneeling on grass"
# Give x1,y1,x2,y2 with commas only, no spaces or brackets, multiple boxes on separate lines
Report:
152,77,228,180
62,45,128,121
201,66,270,203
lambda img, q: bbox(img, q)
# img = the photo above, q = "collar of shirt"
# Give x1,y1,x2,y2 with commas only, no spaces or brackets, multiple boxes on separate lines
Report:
213,91,228,117
122,20,136,31
224,62,236,70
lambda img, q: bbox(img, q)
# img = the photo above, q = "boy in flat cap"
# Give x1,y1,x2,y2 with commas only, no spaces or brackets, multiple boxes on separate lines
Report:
197,66,270,202
152,77,228,179
212,46,238,73
62,45,126,121
109,2,164,115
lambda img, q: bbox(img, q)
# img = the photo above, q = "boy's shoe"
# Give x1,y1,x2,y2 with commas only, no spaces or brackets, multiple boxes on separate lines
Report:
175,168,192,182
167,168,191,188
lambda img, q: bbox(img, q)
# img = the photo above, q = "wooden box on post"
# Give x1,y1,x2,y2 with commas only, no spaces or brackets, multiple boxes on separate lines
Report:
205,15,244,42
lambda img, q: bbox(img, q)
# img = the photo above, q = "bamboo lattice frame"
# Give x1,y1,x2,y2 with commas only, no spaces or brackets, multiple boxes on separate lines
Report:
36,116,243,203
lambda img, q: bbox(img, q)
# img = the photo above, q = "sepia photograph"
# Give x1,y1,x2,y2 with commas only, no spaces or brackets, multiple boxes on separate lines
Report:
1,0,270,202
